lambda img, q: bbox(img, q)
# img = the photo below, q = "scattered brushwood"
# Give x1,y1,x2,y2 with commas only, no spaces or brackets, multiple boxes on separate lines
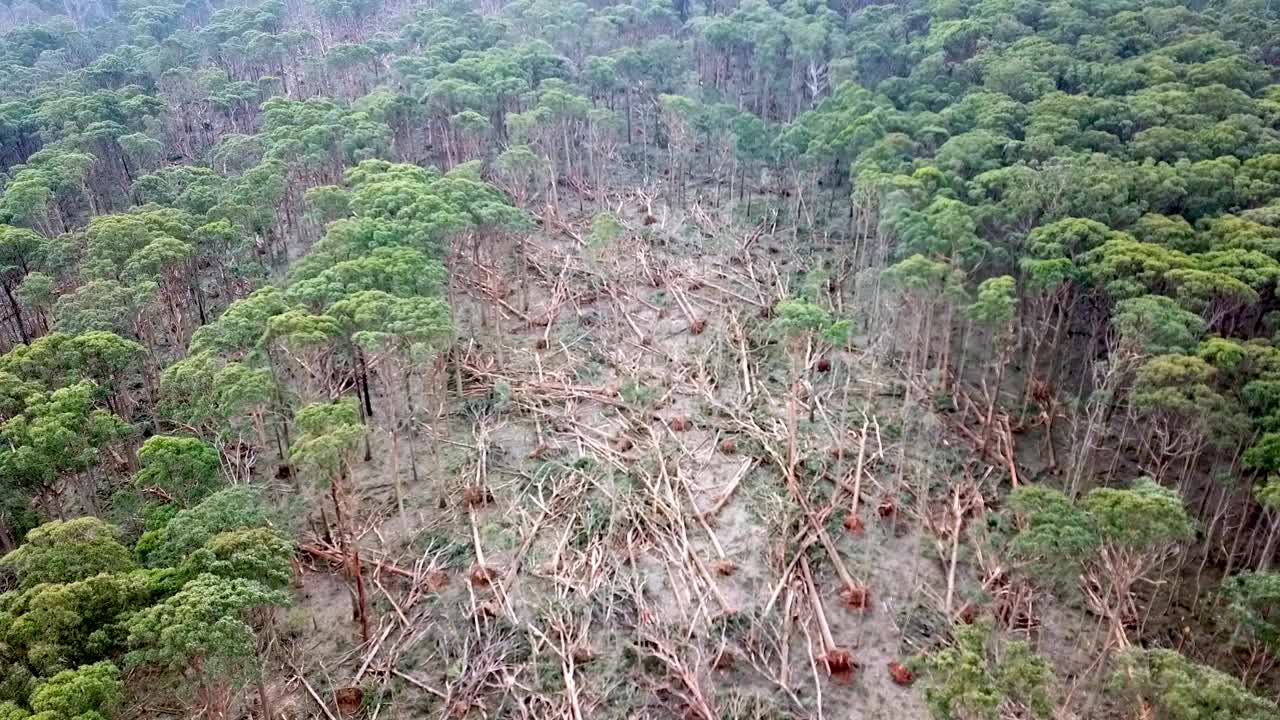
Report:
698,375,873,612
983,566,1041,633
688,201,720,239
706,458,754,518
936,383,1023,486
633,430,737,613
300,540,425,586
794,479,870,611
924,478,987,616
458,361,631,410
637,623,720,720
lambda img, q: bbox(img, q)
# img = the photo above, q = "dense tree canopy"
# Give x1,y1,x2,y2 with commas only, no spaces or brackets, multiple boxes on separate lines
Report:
2,0,1280,717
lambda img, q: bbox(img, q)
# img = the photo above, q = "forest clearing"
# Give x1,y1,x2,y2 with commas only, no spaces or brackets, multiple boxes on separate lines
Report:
0,0,1279,719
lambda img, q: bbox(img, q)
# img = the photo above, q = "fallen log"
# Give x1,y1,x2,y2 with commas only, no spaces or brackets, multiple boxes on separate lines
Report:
300,542,425,585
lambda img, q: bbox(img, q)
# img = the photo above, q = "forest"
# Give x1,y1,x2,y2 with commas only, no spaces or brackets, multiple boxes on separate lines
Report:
0,0,1279,717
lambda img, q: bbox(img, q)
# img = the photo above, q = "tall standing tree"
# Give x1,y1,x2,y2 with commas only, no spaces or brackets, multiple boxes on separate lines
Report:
1007,479,1193,651
289,400,369,641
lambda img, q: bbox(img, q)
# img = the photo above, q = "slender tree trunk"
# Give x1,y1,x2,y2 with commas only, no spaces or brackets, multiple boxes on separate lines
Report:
404,369,421,486
255,660,274,720
2,283,28,344
1258,510,1279,571
331,474,370,643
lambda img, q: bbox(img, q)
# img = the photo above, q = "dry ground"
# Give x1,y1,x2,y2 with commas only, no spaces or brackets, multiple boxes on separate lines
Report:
275,190,982,720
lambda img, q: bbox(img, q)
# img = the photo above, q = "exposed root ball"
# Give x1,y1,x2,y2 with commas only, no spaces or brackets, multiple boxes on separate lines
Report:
958,602,980,624
275,463,293,480
823,648,857,677
461,485,491,507
335,687,364,717
571,646,595,664
690,318,707,335
668,416,691,432
534,337,548,350
469,564,496,587
613,436,634,452
829,446,846,460
888,661,914,686
423,569,450,592
878,498,897,519
473,600,501,619
842,586,870,610
843,512,864,535
719,438,737,454
643,214,658,225
712,559,738,576
713,649,736,671
815,357,832,372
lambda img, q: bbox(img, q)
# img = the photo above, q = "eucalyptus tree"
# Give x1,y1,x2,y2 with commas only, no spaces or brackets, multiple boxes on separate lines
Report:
0,226,46,346
126,574,288,720
289,400,369,640
1007,479,1193,651
131,435,224,509
330,289,450,517
0,381,128,517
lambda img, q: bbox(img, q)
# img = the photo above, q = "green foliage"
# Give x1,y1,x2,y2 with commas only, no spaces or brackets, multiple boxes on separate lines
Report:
1112,295,1206,356
125,574,287,699
178,528,293,591
1080,480,1194,551
967,276,1016,328
1111,649,1278,720
0,518,134,590
920,620,1053,720
1007,479,1192,592
28,661,122,720
1222,571,1280,653
132,436,222,508
588,212,624,252
1,567,164,677
770,299,849,346
289,400,363,482
0,380,128,500
147,487,268,567
9,0,1280,715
